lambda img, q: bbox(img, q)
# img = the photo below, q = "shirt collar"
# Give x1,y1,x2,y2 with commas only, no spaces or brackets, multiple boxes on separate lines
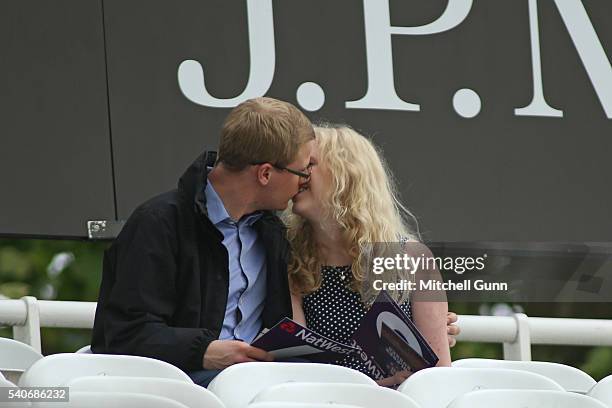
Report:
205,180,231,225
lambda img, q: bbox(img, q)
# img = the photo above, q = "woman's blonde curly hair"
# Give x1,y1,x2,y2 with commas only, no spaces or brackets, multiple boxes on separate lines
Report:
284,124,420,305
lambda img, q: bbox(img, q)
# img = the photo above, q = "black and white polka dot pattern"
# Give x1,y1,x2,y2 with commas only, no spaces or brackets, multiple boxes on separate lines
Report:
303,265,412,378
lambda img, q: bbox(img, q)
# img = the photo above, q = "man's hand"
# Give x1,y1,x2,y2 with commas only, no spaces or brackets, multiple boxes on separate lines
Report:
447,311,461,347
203,340,274,370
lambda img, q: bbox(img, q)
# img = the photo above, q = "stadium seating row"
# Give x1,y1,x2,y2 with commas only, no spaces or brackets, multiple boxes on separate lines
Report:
1,336,612,408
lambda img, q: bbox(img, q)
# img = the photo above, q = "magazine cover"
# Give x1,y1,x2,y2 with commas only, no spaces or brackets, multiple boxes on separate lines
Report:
251,317,360,363
252,291,438,376
351,290,439,378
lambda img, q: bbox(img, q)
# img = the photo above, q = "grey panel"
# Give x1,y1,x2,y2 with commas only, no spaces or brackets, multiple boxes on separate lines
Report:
103,0,250,218
0,0,114,237
105,0,612,241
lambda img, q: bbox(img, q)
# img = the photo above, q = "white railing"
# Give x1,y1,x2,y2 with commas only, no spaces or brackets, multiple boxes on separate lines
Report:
457,314,612,360
2,296,612,360
0,297,96,352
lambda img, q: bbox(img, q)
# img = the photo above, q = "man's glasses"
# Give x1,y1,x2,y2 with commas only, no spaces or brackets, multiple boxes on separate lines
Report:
252,162,312,179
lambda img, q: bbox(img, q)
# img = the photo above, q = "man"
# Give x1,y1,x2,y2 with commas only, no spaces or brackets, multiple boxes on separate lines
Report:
92,97,315,386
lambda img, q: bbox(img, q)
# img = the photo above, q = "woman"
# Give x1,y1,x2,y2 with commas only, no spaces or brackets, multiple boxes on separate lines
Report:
285,124,451,386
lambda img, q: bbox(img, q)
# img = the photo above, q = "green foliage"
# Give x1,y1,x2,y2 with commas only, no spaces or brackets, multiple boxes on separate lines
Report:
582,347,612,380
0,247,32,280
0,282,30,298
0,238,109,353
451,342,502,361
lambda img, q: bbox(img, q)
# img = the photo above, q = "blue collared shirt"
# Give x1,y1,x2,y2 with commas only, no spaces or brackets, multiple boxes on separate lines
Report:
205,179,267,343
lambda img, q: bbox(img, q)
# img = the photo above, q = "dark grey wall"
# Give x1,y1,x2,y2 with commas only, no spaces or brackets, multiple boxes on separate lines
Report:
1,0,611,240
0,0,114,237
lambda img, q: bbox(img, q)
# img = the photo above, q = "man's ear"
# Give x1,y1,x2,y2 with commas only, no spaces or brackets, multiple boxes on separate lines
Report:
256,163,273,186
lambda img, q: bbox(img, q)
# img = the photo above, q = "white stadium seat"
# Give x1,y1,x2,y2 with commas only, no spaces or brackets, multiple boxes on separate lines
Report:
448,389,608,408
66,376,225,408
588,374,612,407
0,338,43,384
34,391,189,408
252,382,421,408
207,362,376,408
453,358,596,393
397,367,564,408
0,376,15,387
249,403,362,408
18,353,192,387
0,377,32,407
74,345,92,354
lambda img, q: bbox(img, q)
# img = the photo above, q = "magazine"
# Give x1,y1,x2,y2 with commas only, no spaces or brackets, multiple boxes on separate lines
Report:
351,290,439,378
251,290,438,379
251,317,359,363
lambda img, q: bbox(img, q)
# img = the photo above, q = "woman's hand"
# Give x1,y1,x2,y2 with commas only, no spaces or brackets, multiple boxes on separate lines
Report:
447,311,461,347
376,370,412,387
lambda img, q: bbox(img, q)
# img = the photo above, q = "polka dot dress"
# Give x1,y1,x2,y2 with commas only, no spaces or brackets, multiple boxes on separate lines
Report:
303,265,412,378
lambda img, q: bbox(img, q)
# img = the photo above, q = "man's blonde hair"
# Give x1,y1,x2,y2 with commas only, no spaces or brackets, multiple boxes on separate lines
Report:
218,97,314,170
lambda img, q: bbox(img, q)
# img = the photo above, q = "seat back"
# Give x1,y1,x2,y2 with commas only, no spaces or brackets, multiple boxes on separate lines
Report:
397,367,565,408
448,389,608,408
18,353,192,387
588,374,612,407
35,391,189,408
453,358,596,393
0,337,43,384
208,362,376,408
252,382,421,408
74,345,92,354
0,377,32,407
66,376,225,408
249,403,364,408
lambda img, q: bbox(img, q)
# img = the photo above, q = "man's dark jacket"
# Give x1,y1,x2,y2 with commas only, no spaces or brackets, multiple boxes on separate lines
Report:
91,151,293,372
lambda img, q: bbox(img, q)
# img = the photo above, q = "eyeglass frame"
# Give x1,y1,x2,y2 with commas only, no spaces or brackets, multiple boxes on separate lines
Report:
251,161,312,179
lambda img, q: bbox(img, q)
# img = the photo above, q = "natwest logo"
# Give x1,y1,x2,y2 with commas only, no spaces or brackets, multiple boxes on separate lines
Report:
279,321,297,334
177,0,612,119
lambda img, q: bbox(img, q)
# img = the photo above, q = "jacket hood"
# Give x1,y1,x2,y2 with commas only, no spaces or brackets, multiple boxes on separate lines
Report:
177,150,217,217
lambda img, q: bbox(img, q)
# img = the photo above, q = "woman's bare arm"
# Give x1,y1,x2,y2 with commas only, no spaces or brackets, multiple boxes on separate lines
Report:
412,300,452,366
407,242,452,366
291,292,306,326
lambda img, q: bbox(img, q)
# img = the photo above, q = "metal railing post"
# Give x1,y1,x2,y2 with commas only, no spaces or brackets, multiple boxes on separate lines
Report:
12,296,42,353
503,313,532,361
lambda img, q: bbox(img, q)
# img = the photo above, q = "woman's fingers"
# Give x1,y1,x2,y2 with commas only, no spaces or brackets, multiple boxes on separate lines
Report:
447,311,460,347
